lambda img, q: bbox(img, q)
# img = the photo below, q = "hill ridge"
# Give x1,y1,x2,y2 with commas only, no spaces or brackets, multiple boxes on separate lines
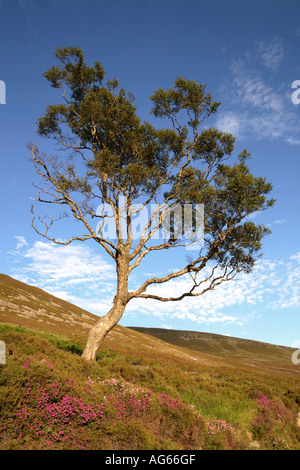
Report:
0,273,299,377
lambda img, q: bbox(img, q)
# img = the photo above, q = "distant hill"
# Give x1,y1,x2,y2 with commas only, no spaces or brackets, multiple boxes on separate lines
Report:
0,273,225,367
128,328,298,377
0,273,299,377
0,273,98,339
0,273,299,450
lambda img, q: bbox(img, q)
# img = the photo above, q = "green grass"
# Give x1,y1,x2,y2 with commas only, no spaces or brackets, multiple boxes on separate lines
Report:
0,324,299,450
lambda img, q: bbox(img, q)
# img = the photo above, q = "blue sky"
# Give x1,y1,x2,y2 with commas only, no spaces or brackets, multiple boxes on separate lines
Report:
0,0,300,348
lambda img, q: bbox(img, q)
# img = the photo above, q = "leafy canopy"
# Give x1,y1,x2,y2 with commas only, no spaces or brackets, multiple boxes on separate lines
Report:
31,46,275,293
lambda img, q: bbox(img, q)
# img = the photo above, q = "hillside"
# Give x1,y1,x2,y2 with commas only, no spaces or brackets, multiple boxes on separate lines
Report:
0,273,98,339
0,273,299,450
129,327,299,378
0,273,298,378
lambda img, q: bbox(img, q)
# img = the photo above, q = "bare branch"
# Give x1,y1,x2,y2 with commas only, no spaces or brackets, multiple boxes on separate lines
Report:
130,265,238,302
30,206,93,245
30,142,118,259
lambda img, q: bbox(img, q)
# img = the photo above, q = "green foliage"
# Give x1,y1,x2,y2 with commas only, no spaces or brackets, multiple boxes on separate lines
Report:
32,45,275,279
37,46,171,197
150,76,220,127
48,336,84,356
30,46,276,362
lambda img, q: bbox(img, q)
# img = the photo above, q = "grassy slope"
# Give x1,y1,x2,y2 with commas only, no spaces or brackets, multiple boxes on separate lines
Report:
0,273,98,339
129,327,299,378
0,274,299,450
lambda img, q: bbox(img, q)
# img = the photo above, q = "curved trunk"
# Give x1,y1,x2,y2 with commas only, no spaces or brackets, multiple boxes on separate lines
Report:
81,300,126,361
81,254,129,362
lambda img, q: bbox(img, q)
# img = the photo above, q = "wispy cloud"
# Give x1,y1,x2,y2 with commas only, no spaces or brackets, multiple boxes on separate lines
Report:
229,59,285,112
216,37,299,145
273,219,287,225
14,236,28,250
255,36,284,72
9,238,300,328
22,241,114,282
127,254,300,326
10,239,116,316
215,111,241,137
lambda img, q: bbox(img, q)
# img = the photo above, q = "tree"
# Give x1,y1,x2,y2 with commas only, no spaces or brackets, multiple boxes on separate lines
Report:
30,46,275,361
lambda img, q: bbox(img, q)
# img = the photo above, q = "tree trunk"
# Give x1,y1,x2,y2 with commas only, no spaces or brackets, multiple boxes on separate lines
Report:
81,301,126,361
81,254,129,361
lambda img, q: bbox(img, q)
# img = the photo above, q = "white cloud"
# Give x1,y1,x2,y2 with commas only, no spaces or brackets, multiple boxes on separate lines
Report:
127,254,300,326
230,59,285,112
9,238,300,327
11,240,116,316
14,236,28,250
255,36,284,71
216,39,300,145
273,219,287,225
21,241,114,283
215,112,240,137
